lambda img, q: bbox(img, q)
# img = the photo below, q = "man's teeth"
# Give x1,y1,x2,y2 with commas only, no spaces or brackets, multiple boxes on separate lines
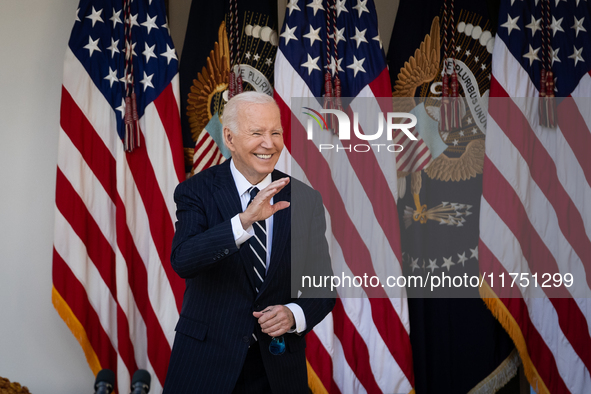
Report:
255,154,272,159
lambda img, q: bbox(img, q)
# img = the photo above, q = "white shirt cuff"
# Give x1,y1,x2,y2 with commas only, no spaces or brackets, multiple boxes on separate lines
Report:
231,214,253,247
285,303,306,334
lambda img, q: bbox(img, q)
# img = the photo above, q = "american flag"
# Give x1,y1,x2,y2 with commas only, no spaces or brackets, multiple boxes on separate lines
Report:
52,0,184,393
192,117,227,174
480,0,591,392
274,0,414,392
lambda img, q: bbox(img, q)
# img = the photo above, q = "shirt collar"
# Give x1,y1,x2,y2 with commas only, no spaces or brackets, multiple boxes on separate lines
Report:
230,159,273,197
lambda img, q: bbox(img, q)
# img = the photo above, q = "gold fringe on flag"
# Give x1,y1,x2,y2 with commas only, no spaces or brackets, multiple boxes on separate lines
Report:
52,286,102,376
467,348,520,394
307,360,329,394
306,359,416,394
479,278,550,394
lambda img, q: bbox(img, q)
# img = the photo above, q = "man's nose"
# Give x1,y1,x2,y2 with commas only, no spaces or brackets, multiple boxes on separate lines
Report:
260,133,273,148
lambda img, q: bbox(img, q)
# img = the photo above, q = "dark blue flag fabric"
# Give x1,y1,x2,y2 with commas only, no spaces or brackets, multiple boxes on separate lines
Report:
387,0,519,392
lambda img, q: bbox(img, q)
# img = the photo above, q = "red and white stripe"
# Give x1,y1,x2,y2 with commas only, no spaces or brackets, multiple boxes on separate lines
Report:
53,47,185,393
479,36,591,392
393,126,432,173
192,128,226,174
274,49,414,393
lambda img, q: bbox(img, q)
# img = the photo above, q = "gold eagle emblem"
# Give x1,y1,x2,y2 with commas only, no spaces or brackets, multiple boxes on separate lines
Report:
393,15,487,225
186,21,230,144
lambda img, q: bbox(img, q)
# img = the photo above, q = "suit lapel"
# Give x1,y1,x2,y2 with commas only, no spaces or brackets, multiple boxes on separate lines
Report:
258,171,290,297
212,160,242,221
213,161,258,291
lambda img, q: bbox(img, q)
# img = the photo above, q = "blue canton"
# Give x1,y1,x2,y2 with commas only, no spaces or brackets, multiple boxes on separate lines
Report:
69,0,178,140
279,0,387,97
496,0,591,97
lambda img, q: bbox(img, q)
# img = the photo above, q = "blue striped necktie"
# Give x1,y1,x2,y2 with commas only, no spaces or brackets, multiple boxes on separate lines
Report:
247,187,267,292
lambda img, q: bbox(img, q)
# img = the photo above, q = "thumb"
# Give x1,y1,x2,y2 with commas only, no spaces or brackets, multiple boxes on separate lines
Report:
272,201,290,213
253,311,264,318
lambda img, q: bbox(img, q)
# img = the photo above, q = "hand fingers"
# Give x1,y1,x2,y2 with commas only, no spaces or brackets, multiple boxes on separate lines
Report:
265,325,288,337
271,201,290,214
253,306,275,323
244,178,290,222
269,177,290,189
256,307,277,325
255,306,294,337
261,321,284,335
259,307,292,328
255,305,287,326
260,312,285,329
261,317,290,337
257,178,290,201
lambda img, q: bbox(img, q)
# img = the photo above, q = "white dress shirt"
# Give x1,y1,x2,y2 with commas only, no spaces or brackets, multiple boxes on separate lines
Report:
229,160,306,333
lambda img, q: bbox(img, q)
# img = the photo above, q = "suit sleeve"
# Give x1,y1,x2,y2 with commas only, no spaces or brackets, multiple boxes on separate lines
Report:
292,189,336,335
170,180,239,279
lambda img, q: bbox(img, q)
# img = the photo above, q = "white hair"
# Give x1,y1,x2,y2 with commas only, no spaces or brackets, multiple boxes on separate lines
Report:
222,91,278,134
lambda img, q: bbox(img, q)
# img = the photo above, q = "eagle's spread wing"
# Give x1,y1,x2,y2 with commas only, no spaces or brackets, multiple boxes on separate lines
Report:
186,22,230,142
392,17,441,101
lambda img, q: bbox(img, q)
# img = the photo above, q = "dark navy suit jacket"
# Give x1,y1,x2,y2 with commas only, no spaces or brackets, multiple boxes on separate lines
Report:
163,160,335,394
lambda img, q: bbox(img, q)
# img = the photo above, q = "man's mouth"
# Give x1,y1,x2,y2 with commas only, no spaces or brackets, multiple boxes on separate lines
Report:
254,154,273,159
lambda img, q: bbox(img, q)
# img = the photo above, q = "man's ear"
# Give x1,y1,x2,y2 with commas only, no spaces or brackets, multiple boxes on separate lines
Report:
223,127,235,152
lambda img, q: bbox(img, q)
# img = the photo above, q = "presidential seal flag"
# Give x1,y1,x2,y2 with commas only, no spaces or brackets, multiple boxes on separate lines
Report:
275,0,414,393
386,0,518,392
178,0,279,175
480,0,591,392
52,0,185,393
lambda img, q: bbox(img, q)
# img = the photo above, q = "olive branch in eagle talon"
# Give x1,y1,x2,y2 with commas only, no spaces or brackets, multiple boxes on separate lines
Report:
403,201,473,229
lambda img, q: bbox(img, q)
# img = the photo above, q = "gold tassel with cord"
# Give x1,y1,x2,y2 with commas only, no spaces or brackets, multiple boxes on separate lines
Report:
539,70,557,128
450,72,462,129
440,73,451,132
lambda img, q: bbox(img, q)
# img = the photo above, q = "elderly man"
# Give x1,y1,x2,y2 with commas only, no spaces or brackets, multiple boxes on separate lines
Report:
163,91,335,394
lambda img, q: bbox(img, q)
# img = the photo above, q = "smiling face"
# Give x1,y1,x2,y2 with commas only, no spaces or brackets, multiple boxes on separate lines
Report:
223,101,284,185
